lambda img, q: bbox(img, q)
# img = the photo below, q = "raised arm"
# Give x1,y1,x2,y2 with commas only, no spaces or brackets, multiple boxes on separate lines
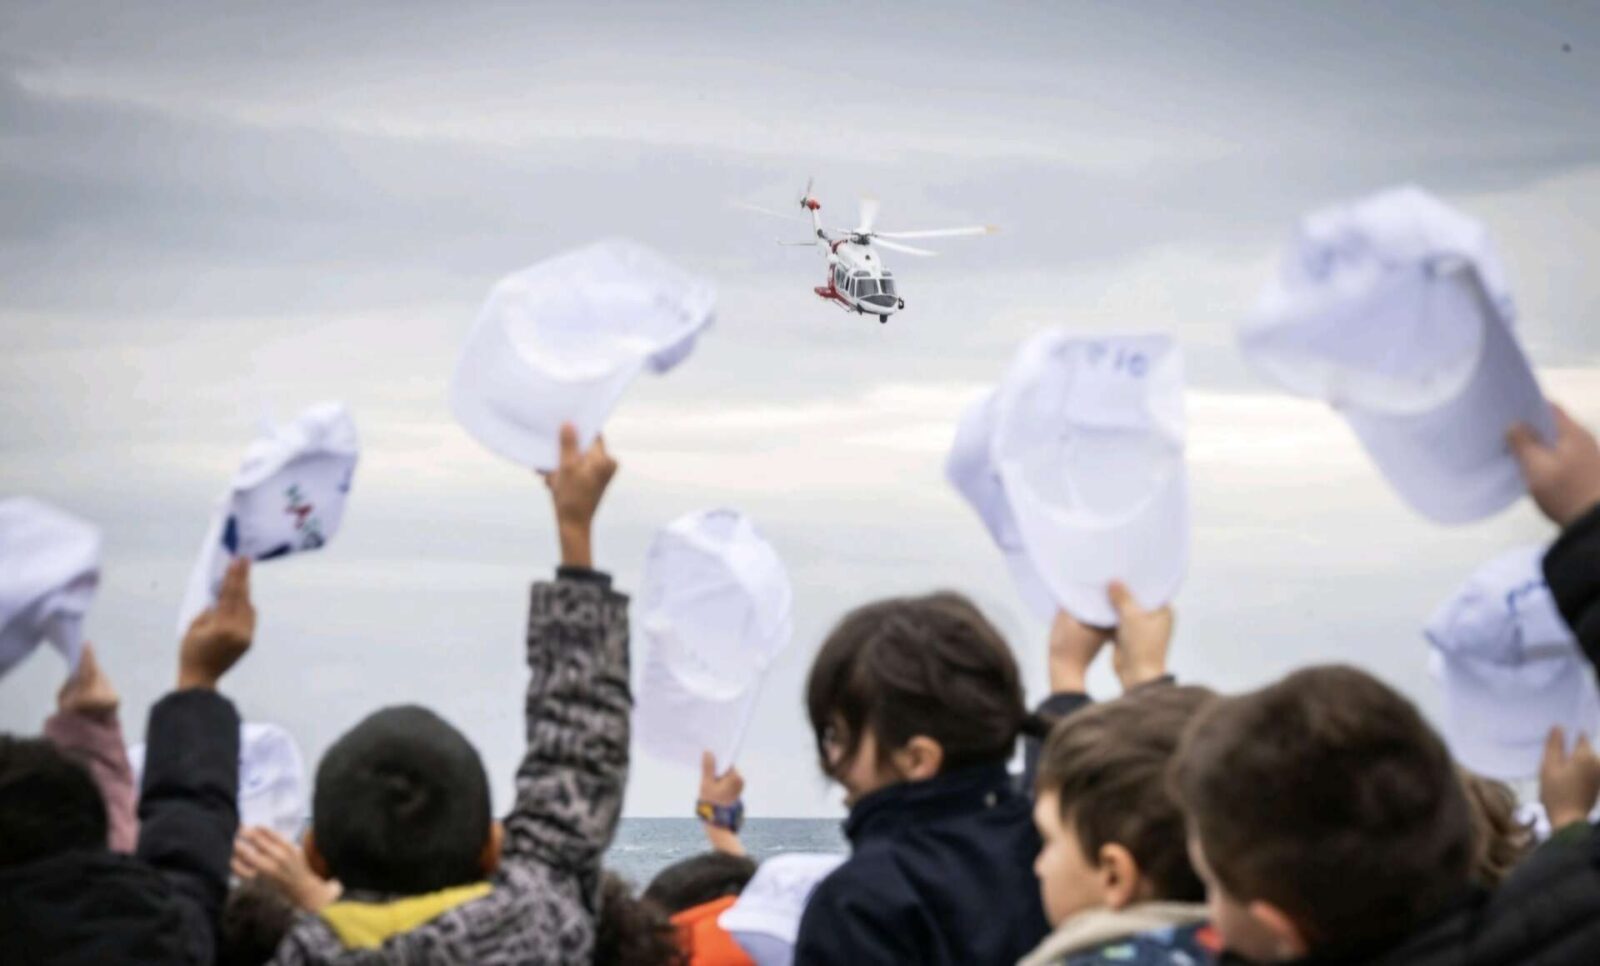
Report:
138,557,254,964
1510,404,1600,665
502,424,631,884
44,644,140,852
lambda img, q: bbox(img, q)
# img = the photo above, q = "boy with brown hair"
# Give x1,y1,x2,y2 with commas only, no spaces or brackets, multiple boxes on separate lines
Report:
1023,683,1219,966
268,425,631,964
1169,665,1476,963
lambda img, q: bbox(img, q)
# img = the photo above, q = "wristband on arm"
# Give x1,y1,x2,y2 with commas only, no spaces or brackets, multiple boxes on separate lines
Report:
696,799,744,833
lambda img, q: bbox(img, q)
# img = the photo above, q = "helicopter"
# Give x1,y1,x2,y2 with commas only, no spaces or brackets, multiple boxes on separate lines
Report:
739,180,996,322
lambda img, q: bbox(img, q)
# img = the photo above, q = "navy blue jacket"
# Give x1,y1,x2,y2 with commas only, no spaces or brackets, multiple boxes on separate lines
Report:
793,762,1051,965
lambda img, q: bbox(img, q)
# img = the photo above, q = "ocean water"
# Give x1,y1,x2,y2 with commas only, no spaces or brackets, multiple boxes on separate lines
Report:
605,817,848,888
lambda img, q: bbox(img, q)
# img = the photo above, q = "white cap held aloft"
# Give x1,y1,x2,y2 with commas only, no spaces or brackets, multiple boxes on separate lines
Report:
451,239,715,471
982,330,1190,628
1240,186,1553,524
1426,544,1600,780
0,498,101,678
178,402,358,633
635,508,793,770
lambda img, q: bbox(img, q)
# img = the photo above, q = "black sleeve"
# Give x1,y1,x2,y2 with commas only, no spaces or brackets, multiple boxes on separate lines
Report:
136,689,241,965
1020,691,1093,794
1543,503,1600,670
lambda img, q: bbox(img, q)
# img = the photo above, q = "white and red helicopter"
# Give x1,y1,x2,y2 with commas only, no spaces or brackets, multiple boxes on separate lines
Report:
740,181,996,322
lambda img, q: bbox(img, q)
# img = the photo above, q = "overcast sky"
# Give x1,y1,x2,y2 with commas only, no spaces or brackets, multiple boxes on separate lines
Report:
2,2,1598,818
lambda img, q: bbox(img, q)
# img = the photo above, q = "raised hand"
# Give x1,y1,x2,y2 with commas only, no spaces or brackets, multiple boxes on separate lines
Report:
1540,726,1600,831
1048,609,1112,694
178,558,256,690
57,643,119,720
1108,581,1174,690
231,825,341,911
700,750,745,807
1509,403,1600,528
540,423,619,568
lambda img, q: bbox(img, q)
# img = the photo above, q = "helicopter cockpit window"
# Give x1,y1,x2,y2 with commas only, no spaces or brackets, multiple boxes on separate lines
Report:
880,277,896,296
857,278,880,297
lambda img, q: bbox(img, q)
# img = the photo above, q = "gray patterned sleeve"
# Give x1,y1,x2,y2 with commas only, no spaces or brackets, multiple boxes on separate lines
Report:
502,575,632,880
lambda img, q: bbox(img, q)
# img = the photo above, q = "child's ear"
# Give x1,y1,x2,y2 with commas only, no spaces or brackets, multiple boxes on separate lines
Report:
303,831,331,880
1095,843,1144,910
478,820,505,878
893,736,945,781
1246,899,1311,959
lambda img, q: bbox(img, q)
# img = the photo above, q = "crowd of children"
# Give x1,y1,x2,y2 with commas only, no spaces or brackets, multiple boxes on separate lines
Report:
6,402,1600,965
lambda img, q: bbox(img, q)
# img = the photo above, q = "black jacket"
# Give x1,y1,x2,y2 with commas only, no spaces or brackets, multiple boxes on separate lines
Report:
0,689,241,965
793,762,1051,966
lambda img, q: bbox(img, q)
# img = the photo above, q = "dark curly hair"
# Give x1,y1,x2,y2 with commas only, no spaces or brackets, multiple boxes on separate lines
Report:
596,871,687,966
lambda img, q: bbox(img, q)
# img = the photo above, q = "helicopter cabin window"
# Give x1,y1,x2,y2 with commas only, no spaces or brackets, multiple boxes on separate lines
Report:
857,277,880,297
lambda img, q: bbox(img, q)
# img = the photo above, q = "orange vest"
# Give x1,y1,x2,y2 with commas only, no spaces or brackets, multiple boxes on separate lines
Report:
671,895,755,966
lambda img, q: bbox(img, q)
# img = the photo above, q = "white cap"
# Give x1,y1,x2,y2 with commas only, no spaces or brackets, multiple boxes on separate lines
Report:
130,721,310,840
945,389,1056,621
1427,544,1600,780
0,498,101,677
635,509,793,769
989,331,1189,628
1241,186,1553,524
178,402,359,633
719,852,846,951
451,239,715,471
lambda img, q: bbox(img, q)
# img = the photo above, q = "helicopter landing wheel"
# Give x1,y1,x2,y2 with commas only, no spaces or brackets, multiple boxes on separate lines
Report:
879,317,887,324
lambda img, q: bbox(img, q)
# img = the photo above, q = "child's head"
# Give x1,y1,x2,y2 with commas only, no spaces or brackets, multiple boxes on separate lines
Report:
643,851,758,915
1169,666,1472,962
307,705,496,895
806,592,1032,805
0,736,106,868
219,880,298,966
1458,768,1533,888
1032,685,1214,927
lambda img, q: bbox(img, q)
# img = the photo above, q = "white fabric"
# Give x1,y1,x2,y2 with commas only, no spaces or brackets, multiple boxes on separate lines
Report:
635,509,793,768
130,721,309,840
1241,186,1553,523
1427,544,1600,780
988,331,1190,627
946,390,1055,620
451,239,715,471
720,852,846,953
178,403,359,634
0,498,101,677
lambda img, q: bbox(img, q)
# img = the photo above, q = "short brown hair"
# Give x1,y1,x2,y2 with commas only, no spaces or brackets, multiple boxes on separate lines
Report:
1459,768,1533,888
1169,666,1472,955
1036,685,1215,902
806,592,1039,779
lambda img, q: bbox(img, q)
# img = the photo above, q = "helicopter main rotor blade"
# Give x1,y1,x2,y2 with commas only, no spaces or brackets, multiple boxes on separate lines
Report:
875,225,997,239
735,201,806,222
856,196,880,234
873,237,938,257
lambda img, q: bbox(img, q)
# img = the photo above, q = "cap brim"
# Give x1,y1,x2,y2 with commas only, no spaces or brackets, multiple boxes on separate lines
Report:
1340,271,1550,524
1002,462,1189,627
1436,651,1600,780
719,909,804,945
451,309,644,472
